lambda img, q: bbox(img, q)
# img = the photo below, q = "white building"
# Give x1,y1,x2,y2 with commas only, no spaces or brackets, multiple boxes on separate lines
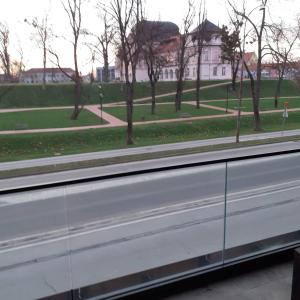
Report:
96,66,116,82
116,20,231,82
20,68,75,84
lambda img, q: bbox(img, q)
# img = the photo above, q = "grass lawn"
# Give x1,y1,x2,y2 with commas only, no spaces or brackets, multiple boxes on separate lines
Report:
0,109,105,131
0,80,226,108
104,103,225,122
206,98,300,112
157,80,300,103
1,111,300,162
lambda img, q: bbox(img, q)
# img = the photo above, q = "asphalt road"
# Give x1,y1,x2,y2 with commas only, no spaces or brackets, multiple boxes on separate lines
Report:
0,146,299,299
1,141,300,191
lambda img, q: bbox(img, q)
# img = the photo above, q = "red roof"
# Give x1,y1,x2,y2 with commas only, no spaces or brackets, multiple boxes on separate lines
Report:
158,36,180,53
23,68,75,74
243,52,257,64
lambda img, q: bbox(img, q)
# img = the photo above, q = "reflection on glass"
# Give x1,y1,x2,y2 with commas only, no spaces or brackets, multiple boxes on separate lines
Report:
225,153,300,262
66,164,226,296
0,187,72,300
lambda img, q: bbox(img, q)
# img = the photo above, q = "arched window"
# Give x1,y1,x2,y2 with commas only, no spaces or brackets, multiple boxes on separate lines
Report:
170,69,173,79
160,70,163,80
175,69,179,79
165,69,169,79
185,68,190,77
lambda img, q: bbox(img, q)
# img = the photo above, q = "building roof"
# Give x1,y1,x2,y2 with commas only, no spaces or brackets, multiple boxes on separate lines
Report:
192,19,221,34
23,68,75,75
157,36,180,53
137,20,180,42
243,52,257,64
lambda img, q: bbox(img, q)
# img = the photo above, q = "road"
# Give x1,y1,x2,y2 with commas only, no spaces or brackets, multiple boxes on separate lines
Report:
1,128,300,172
1,141,300,191
0,148,300,299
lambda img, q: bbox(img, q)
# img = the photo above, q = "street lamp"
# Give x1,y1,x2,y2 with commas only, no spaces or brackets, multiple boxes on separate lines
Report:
98,85,104,124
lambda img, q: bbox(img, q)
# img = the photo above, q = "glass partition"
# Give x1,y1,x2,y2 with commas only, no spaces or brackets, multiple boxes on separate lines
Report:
66,164,226,298
0,187,72,300
224,153,300,262
1,152,300,299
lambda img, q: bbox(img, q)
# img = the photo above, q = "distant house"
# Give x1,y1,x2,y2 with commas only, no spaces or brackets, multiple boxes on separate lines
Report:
20,68,75,84
116,19,232,82
238,52,258,78
261,61,300,80
96,66,116,82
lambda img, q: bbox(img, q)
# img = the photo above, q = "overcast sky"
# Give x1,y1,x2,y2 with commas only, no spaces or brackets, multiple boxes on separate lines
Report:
0,0,299,74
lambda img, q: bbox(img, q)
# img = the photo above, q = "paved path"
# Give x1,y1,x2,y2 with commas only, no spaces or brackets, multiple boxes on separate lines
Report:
0,106,73,114
104,80,237,106
85,105,126,126
1,105,300,135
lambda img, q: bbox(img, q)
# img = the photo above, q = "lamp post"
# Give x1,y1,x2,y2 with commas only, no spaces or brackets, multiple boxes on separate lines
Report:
98,85,104,124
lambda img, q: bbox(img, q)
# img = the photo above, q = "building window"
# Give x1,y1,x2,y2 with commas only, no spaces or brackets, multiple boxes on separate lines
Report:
203,49,209,62
222,67,226,76
160,70,163,80
170,69,173,79
193,68,196,77
213,66,218,76
165,69,168,79
185,68,190,77
175,69,179,79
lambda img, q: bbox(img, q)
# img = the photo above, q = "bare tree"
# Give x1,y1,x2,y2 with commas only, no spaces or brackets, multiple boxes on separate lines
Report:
141,21,168,114
104,0,143,145
193,0,207,109
11,45,25,82
0,22,12,82
267,21,300,107
229,0,269,131
49,0,84,120
86,8,115,82
25,14,52,89
221,21,241,91
175,0,195,112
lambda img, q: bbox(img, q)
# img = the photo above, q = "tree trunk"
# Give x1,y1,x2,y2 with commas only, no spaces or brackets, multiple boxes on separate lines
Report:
196,50,201,109
43,46,46,89
151,81,156,115
232,60,239,91
274,65,285,108
175,74,183,112
274,76,282,109
71,78,81,120
126,82,134,145
103,50,109,82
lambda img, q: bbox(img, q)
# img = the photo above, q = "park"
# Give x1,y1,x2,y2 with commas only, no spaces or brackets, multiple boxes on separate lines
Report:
0,79,300,164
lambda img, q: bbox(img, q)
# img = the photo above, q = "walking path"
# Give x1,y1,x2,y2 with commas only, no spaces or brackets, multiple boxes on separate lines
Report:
1,102,300,135
85,105,126,126
104,80,238,106
0,78,299,135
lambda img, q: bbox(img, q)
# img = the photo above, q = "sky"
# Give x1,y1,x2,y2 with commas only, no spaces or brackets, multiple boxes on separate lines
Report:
0,0,299,74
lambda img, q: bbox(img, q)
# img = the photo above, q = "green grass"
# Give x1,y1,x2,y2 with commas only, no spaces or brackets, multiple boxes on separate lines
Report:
0,80,225,108
104,103,225,122
206,98,300,112
0,109,105,130
0,80,298,109
3,135,300,179
1,111,300,162
157,80,300,102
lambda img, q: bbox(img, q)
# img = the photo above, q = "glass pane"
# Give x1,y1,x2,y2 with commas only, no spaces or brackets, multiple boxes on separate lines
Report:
66,164,226,298
0,187,72,300
225,153,300,262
